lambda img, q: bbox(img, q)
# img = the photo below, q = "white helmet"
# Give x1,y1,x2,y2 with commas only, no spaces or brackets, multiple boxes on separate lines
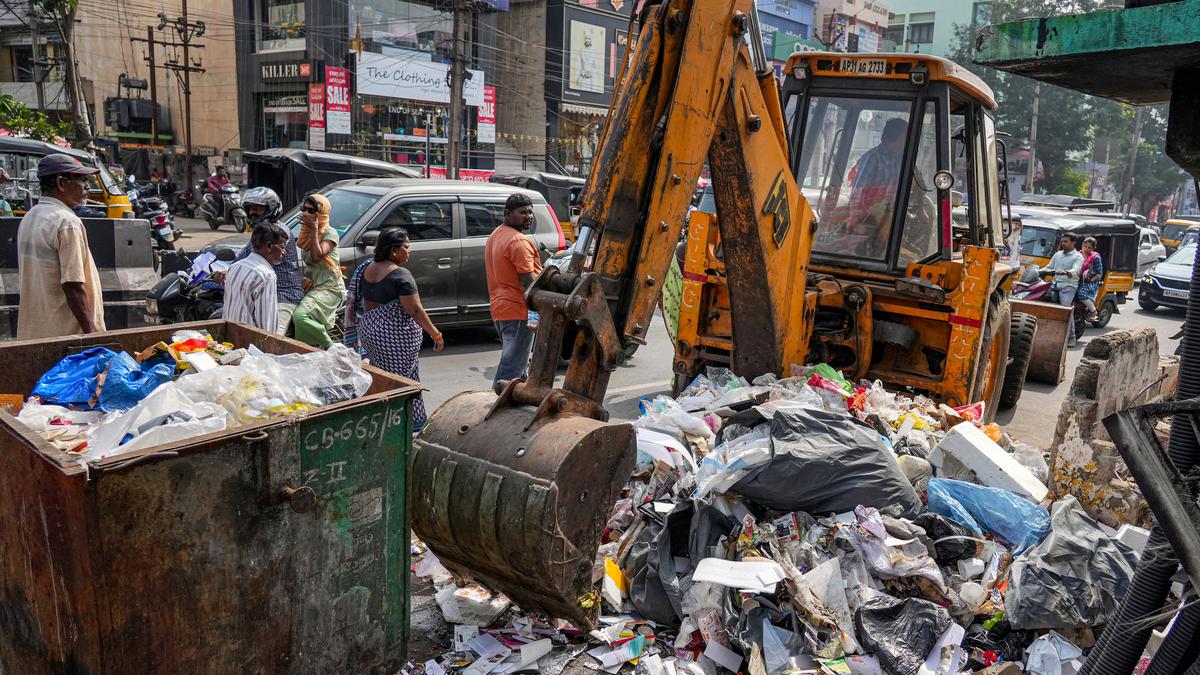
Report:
243,187,282,225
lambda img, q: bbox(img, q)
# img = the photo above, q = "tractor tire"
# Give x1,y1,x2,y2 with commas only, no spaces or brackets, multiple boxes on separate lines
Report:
970,292,1011,423
1000,312,1037,409
1092,298,1116,328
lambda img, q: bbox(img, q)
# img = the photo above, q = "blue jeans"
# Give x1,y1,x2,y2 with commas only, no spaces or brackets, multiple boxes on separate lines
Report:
1059,284,1078,341
494,319,534,387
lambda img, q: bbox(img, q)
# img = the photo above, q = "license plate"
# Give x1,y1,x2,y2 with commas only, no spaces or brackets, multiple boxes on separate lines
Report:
1163,289,1188,299
840,58,887,75
155,226,173,238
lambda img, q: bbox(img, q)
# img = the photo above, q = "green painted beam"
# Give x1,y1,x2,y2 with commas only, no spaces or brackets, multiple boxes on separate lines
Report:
973,0,1200,105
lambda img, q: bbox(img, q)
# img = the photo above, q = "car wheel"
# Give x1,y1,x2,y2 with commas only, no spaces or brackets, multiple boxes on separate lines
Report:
1139,293,1158,312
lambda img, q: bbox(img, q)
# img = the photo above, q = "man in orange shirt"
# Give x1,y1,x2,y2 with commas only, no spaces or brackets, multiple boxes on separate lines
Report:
485,193,542,387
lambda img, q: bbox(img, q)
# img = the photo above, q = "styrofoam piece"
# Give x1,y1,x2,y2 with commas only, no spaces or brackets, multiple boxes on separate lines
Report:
931,422,1049,502
1116,524,1150,556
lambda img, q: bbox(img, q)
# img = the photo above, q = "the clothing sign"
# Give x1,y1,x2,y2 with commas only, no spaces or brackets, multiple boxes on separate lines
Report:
478,86,496,144
308,83,326,150
325,66,352,135
356,52,484,107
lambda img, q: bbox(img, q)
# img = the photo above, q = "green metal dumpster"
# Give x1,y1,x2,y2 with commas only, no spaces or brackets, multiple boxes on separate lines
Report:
0,321,419,674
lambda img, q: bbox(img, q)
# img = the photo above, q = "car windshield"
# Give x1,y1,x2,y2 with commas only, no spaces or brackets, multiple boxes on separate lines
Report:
1165,244,1196,266
1020,225,1058,258
1163,222,1194,240
94,162,125,196
282,187,383,235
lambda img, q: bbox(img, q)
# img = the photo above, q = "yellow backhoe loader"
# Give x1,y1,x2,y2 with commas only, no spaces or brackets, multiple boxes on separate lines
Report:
410,0,1033,630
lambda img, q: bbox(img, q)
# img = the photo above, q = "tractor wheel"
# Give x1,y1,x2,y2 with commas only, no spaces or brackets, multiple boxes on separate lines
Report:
971,293,1011,423
1000,312,1037,409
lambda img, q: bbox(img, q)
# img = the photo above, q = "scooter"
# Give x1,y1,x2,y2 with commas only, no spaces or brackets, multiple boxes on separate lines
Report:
1012,266,1092,337
145,251,224,324
199,183,248,233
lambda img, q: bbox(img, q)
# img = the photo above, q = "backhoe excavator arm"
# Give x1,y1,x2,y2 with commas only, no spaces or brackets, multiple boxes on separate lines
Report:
409,0,818,630
509,0,817,417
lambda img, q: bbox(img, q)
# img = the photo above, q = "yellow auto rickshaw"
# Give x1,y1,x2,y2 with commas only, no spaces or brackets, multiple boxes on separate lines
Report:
1016,205,1139,328
1161,217,1200,252
0,137,133,218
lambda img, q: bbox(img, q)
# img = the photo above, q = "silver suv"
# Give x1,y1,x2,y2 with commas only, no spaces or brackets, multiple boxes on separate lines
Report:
207,178,566,329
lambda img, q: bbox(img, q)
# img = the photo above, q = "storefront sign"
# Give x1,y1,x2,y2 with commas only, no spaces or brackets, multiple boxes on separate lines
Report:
264,95,308,113
478,86,496,145
308,83,326,150
427,167,495,182
559,4,632,107
325,66,352,135
261,61,311,81
357,52,484,107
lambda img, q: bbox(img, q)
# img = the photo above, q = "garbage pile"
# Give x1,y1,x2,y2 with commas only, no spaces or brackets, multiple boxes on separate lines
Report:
15,330,373,463
408,365,1179,674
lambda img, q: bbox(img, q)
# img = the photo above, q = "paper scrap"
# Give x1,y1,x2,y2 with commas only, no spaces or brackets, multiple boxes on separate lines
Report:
424,659,448,675
602,558,628,610
468,632,509,659
454,625,480,652
462,652,511,675
703,639,744,672
917,623,964,675
600,635,647,668
692,558,786,593
641,654,667,675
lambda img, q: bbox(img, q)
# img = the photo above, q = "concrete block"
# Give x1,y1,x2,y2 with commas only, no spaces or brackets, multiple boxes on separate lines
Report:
931,422,1049,502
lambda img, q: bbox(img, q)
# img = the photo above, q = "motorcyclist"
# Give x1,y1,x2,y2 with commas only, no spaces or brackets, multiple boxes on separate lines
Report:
205,166,232,219
213,187,304,334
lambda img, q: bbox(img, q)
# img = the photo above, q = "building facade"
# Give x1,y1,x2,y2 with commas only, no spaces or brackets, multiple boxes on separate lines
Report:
0,1,239,170
234,0,508,175
884,0,989,56
814,0,890,53
757,0,817,43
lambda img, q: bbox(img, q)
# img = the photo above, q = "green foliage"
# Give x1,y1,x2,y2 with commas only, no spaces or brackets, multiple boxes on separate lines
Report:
0,94,70,142
947,0,1188,209
29,0,77,15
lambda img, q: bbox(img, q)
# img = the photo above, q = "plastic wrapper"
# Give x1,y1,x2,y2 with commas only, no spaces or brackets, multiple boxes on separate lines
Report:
731,408,922,518
912,512,980,564
853,595,952,675
693,425,772,498
842,506,944,588
31,347,115,407
267,343,373,405
175,357,320,425
925,478,1050,552
1007,495,1139,629
97,351,174,412
83,382,229,461
635,396,716,445
1012,442,1050,483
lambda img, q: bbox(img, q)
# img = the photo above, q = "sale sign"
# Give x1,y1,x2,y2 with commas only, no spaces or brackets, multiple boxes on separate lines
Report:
308,83,326,150
325,66,352,135
478,85,496,144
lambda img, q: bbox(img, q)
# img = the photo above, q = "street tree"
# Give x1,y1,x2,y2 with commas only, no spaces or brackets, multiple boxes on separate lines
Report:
30,0,91,147
0,94,71,142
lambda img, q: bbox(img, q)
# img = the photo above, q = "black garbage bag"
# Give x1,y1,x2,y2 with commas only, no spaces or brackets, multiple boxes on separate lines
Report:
1007,495,1139,629
625,501,738,627
731,408,922,518
913,512,980,564
854,595,952,675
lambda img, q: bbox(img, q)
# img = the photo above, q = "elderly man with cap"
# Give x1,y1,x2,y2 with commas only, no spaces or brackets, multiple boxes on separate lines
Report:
16,153,105,338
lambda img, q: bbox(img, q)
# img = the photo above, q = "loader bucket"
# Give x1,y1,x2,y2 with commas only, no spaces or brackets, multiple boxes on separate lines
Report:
1011,298,1074,384
410,390,637,630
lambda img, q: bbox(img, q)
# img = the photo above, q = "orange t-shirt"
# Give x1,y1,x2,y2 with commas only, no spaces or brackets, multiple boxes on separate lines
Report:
485,225,543,321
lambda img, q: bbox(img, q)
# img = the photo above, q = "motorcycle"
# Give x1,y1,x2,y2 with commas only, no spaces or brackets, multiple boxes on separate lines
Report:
145,251,224,324
128,178,182,268
1012,266,1091,337
200,183,248,233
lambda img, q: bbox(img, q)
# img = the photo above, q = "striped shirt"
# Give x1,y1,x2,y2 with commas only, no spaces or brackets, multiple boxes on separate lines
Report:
224,252,278,331
234,235,304,304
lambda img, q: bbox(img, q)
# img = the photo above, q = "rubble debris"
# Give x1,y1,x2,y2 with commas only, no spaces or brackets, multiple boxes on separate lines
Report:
410,365,1181,674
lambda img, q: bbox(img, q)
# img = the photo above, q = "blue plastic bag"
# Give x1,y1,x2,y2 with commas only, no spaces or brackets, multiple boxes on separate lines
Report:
925,477,1051,552
32,347,117,407
98,351,174,413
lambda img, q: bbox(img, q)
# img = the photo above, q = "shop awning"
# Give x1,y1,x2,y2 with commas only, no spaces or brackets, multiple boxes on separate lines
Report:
560,102,610,117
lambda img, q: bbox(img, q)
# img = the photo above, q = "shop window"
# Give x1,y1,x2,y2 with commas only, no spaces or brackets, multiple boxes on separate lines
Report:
348,1,452,59
908,21,934,45
883,24,905,48
378,201,453,241
464,203,504,237
257,0,305,52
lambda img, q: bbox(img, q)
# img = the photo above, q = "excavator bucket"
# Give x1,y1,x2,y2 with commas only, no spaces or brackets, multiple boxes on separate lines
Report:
410,391,637,629
1010,299,1074,385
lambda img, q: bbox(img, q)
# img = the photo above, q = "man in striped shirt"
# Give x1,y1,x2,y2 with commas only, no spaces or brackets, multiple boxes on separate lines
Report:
224,223,288,331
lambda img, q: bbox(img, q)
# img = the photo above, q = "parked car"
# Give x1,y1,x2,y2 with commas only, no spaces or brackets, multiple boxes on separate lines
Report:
1137,227,1167,276
1140,243,1194,312
203,178,566,329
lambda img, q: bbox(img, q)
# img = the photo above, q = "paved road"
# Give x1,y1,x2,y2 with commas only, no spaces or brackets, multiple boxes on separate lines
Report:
177,208,1184,449
417,288,1184,451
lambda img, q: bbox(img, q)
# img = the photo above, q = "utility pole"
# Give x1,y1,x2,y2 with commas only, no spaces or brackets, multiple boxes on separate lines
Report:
29,6,44,110
1121,106,1145,215
1025,83,1041,195
136,4,205,191
131,26,162,146
446,0,470,179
